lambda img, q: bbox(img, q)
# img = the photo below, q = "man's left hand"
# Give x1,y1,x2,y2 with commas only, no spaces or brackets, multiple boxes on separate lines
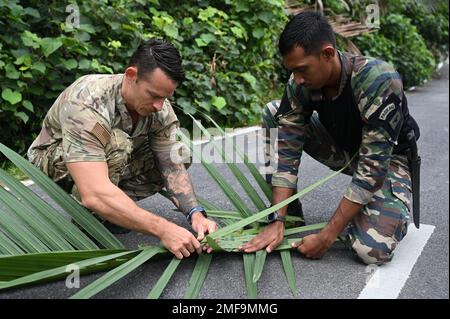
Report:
291,232,335,259
191,213,218,253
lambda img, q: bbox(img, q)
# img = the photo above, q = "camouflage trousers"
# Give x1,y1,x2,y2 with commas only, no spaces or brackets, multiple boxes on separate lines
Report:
263,101,411,265
29,128,169,202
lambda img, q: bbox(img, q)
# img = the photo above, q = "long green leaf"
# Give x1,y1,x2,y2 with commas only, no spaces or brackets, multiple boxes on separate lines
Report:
184,253,213,299
0,249,128,281
280,249,298,298
284,222,328,236
178,132,252,218
190,114,267,211
243,253,257,298
206,153,356,242
0,168,99,250
0,208,50,253
0,186,73,251
252,250,267,283
0,250,139,290
0,231,24,255
0,142,123,249
202,113,272,200
147,257,182,299
71,246,165,299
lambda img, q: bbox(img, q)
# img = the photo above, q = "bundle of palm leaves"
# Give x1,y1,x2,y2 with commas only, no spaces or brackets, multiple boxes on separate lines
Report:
0,116,351,299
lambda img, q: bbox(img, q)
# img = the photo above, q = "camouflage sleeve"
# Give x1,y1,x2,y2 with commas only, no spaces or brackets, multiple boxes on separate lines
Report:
60,103,110,163
345,61,404,205
272,80,312,189
150,99,198,215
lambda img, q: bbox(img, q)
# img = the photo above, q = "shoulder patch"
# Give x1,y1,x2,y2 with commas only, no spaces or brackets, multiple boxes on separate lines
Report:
91,122,111,147
379,103,396,120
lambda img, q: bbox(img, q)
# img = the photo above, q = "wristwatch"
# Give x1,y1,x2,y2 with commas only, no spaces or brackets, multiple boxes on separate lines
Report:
186,206,207,224
267,211,286,224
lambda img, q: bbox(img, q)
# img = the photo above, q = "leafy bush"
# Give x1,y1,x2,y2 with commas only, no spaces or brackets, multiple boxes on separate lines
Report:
0,0,287,162
388,0,449,61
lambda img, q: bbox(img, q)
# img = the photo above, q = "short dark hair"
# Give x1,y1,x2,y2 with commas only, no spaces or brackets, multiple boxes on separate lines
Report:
128,38,185,83
278,11,336,56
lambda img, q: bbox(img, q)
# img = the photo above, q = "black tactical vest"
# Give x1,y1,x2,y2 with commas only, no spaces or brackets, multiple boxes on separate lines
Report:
295,77,420,155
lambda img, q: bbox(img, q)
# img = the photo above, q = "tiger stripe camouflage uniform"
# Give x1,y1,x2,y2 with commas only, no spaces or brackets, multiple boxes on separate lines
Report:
28,74,188,202
263,51,413,265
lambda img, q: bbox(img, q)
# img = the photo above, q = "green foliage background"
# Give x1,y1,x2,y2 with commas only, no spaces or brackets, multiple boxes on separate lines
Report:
0,0,448,166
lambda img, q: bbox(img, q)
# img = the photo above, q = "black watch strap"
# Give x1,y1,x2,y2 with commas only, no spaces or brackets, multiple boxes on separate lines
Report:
267,211,286,224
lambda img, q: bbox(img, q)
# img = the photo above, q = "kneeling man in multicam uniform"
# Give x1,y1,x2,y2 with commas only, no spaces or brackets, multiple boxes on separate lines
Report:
28,38,217,260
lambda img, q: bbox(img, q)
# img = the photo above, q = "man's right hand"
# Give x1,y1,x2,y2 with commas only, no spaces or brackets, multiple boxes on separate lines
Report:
159,221,202,259
239,221,285,253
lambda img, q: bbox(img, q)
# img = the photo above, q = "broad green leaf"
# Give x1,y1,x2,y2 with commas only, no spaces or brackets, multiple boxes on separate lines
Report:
195,38,207,47
5,63,20,79
252,28,265,39
147,257,181,299
200,33,215,44
198,7,219,21
240,73,257,89
40,37,63,57
23,7,41,18
258,11,273,24
211,96,226,109
15,112,29,124
71,247,165,299
230,26,245,39
31,62,46,74
78,59,91,70
1,88,22,105
20,31,41,49
184,253,213,299
22,100,34,112
62,59,78,70
183,17,193,26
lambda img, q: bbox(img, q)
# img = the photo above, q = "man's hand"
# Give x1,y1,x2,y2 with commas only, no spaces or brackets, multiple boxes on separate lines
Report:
159,220,202,259
191,213,218,253
239,222,285,253
291,231,335,259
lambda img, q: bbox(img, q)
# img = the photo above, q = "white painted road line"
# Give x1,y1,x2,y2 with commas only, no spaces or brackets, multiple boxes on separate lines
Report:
358,223,435,299
192,126,261,145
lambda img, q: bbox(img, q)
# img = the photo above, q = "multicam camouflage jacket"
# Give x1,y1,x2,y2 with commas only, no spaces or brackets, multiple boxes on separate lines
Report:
28,74,180,167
